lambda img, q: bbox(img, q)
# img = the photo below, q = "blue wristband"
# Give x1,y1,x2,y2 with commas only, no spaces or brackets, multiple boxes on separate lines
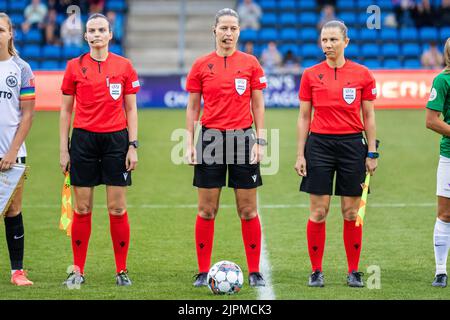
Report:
367,152,379,159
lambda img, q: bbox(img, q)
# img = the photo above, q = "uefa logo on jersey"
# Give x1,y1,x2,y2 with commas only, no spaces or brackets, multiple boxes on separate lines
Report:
343,88,356,104
235,78,247,95
6,76,18,88
110,83,122,100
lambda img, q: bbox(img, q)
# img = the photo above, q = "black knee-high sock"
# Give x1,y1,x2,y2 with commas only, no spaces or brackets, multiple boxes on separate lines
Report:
5,213,24,270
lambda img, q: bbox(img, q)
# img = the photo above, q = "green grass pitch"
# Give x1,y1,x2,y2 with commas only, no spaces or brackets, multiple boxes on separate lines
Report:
0,108,447,299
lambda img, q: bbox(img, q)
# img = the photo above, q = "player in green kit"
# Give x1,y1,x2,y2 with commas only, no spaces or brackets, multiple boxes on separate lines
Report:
425,38,450,288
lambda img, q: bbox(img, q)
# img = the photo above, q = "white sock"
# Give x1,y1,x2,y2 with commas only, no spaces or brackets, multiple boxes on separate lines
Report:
11,269,22,275
434,218,450,275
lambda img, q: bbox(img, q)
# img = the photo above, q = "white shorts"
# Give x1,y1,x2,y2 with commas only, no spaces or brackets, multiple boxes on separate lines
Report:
437,155,450,197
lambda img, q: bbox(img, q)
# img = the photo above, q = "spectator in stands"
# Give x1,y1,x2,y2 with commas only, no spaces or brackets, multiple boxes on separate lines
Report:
244,41,256,56
438,0,450,27
392,0,416,28
411,0,437,28
60,11,83,47
106,11,122,44
45,9,60,45
317,5,336,30
237,0,262,30
421,41,444,69
89,0,105,14
282,49,301,74
260,41,282,74
22,0,48,34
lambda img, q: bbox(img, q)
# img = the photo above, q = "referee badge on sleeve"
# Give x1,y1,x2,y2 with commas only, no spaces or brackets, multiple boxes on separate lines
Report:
343,88,356,104
110,83,122,100
235,78,247,95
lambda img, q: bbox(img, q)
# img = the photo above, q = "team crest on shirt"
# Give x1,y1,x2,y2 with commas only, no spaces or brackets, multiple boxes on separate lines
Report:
110,83,122,100
343,88,356,104
235,78,247,95
6,75,18,88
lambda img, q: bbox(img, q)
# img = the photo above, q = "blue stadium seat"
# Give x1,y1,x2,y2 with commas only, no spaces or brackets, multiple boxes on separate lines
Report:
380,28,398,42
400,27,418,42
106,0,127,12
299,28,318,42
40,60,61,71
357,0,373,9
362,59,381,69
361,44,380,57
378,0,393,10
302,59,319,68
297,0,316,10
360,29,378,42
403,59,422,69
420,27,438,42
298,12,317,26
9,13,25,26
346,44,360,59
279,0,296,9
339,13,357,26
56,13,66,25
9,0,27,12
27,60,39,71
0,1,7,11
280,28,298,41
280,13,297,26
347,29,359,41
24,29,43,44
301,44,321,58
261,13,277,26
381,44,400,57
240,29,258,42
22,45,41,59
383,59,402,69
279,44,300,56
259,0,277,11
62,45,82,59
110,44,123,55
440,27,450,41
14,29,23,42
42,45,61,59
336,0,355,10
259,28,278,42
401,43,421,57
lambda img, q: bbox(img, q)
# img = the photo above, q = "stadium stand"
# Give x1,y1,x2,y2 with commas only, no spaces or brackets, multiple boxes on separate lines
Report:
238,0,448,70
4,0,447,72
2,0,127,70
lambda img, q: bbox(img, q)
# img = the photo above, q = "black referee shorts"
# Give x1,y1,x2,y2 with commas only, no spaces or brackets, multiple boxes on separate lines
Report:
193,127,262,189
69,128,131,187
300,132,368,196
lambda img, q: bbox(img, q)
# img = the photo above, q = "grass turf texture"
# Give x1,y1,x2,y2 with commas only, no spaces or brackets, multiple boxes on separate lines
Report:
0,109,446,299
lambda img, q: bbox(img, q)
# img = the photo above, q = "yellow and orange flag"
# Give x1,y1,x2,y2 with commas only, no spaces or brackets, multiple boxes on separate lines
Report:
59,172,73,236
356,173,371,227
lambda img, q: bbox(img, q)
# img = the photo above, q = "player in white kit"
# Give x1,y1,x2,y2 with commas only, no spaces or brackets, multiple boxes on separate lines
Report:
0,12,35,286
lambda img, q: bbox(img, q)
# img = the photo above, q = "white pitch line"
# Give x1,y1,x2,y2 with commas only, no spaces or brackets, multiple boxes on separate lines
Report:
256,192,276,300
23,202,437,209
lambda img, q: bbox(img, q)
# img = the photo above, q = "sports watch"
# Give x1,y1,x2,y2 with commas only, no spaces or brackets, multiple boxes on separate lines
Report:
367,152,379,159
129,140,139,149
256,138,268,146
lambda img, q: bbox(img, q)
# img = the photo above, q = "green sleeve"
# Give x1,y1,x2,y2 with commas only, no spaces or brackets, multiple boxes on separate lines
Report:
426,74,449,112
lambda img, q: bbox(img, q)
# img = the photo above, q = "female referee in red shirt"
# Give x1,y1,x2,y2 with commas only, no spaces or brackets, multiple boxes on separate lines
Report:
294,20,378,288
59,14,140,287
186,8,267,287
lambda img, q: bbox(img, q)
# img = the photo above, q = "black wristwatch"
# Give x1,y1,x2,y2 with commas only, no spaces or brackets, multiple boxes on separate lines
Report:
256,138,268,146
367,152,379,159
129,140,139,149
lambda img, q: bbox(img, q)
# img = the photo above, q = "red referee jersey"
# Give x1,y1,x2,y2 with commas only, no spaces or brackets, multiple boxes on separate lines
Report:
61,52,140,133
298,60,377,134
186,50,267,131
